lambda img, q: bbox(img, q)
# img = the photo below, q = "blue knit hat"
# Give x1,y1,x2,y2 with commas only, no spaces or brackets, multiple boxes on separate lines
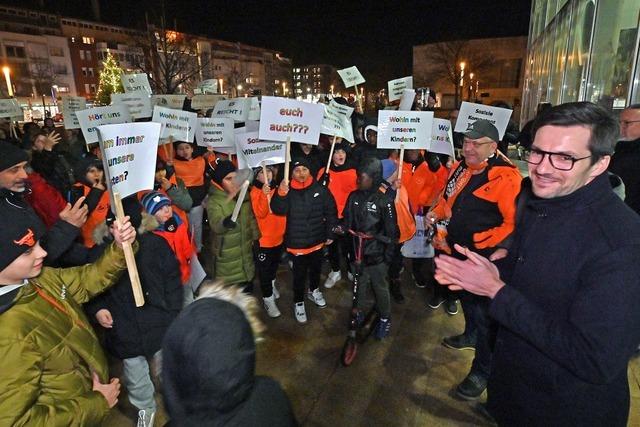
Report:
141,191,171,215
381,159,397,181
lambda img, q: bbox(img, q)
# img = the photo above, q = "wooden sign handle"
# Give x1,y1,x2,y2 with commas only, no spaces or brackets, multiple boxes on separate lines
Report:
325,135,337,173
396,144,405,202
354,84,363,113
261,161,272,213
283,136,291,184
113,192,145,307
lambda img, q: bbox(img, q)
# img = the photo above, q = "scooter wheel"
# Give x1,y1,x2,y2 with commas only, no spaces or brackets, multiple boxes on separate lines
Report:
341,338,358,366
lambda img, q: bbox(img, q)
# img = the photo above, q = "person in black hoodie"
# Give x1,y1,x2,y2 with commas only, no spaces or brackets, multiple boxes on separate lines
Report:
340,157,399,339
609,103,640,215
162,281,297,427
271,157,337,323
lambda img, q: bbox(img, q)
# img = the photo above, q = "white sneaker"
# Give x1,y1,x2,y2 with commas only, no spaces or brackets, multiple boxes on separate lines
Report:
307,288,327,308
347,271,354,282
294,302,307,323
288,260,293,270
263,295,281,318
324,270,341,288
271,279,280,299
137,409,155,427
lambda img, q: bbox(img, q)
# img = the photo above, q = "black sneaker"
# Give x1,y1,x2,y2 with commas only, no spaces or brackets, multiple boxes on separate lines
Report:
442,333,476,351
427,294,445,309
455,372,487,401
445,299,459,315
390,279,405,304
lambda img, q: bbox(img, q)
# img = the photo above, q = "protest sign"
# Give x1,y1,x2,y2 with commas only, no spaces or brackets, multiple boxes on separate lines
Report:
258,96,324,145
248,97,260,121
321,103,355,143
195,118,234,148
235,131,286,168
430,118,455,157
398,89,416,111
212,97,251,122
329,99,354,118
337,66,365,88
122,73,152,94
60,96,86,129
197,79,218,94
151,94,186,110
152,106,197,143
377,110,433,150
191,94,226,111
111,93,152,119
388,76,413,102
454,101,513,140
0,98,23,120
77,105,132,144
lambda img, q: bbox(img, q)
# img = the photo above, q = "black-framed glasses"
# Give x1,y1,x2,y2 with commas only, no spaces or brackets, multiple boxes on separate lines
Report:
524,148,591,171
619,120,640,126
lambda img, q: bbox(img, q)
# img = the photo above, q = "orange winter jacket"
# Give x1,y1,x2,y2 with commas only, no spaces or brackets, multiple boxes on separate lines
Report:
173,157,206,187
74,183,110,248
250,184,286,248
153,218,195,284
401,161,446,215
317,165,357,218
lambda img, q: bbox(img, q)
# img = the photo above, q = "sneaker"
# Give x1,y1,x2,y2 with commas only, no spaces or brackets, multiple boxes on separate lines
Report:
271,279,280,299
263,295,281,318
288,260,293,270
307,288,327,308
442,333,476,351
375,317,391,339
294,302,307,323
427,294,445,309
324,270,341,288
413,273,426,288
137,409,156,427
347,271,354,282
445,299,459,315
455,372,487,401
389,279,405,304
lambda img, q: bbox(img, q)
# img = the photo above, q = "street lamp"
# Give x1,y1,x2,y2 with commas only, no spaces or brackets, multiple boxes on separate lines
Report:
2,66,13,97
459,62,466,87
282,81,286,97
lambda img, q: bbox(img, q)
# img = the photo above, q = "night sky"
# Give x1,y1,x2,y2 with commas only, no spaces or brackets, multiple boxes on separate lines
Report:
3,0,531,87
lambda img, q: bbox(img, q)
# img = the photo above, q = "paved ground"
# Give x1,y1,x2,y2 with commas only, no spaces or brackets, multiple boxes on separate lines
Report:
105,260,640,426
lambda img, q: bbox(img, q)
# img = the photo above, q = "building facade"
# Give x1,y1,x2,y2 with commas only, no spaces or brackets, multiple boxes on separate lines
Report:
292,64,340,101
522,0,640,123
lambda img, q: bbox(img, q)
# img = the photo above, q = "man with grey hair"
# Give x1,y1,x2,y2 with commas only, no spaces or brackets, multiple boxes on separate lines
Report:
609,103,640,215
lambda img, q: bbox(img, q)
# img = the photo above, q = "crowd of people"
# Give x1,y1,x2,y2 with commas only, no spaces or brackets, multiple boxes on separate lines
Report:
0,96,638,427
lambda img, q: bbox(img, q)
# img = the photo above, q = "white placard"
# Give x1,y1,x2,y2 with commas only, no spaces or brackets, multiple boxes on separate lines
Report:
321,103,355,143
377,110,434,150
398,89,416,111
197,79,218,94
151,94,186,110
329,99,354,118
430,119,455,157
248,97,260,121
152,106,197,143
111,93,152,119
97,122,160,199
337,66,365,88
214,146,237,155
122,73,152,95
212,98,251,122
388,76,413,102
195,118,234,148
77,105,132,145
191,94,226,111
454,102,513,140
235,131,286,168
60,96,86,129
258,96,324,145
0,98,23,120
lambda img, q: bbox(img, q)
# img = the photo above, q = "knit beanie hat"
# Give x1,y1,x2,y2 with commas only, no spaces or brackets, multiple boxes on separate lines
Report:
381,159,397,181
0,206,46,272
210,159,236,186
291,157,311,172
106,196,143,230
141,191,172,215
0,142,29,173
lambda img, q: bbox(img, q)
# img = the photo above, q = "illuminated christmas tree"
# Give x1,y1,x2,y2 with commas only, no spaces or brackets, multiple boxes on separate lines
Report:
95,52,124,105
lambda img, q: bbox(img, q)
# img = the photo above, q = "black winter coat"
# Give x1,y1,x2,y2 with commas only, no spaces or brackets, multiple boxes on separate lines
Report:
85,232,183,359
271,178,337,251
487,175,640,426
609,138,640,215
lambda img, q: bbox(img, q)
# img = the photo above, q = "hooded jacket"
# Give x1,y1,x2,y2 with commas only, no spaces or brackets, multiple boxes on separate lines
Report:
342,158,399,265
316,158,358,219
162,297,296,427
250,179,286,248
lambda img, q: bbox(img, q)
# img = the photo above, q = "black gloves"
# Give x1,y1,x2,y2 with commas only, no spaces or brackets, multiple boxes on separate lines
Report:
222,215,237,229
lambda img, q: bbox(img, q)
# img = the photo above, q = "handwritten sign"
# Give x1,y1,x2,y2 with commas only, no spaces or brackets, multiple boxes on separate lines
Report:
197,79,218,94
430,119,455,157
337,66,365,88
97,122,160,198
191,94,226,111
454,102,513,140
122,73,152,95
152,106,197,143
235,131,286,168
111,93,152,119
248,97,260,121
195,118,234,148
77,105,132,145
321,103,354,143
388,76,413,102
152,94,186,110
212,98,250,122
377,110,433,150
0,98,23,120
60,96,87,129
258,96,324,145
329,99,354,118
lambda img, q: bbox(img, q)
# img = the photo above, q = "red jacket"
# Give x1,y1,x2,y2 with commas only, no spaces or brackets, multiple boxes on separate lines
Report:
24,172,67,229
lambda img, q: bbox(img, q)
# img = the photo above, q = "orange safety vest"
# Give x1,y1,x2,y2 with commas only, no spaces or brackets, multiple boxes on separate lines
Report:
173,157,206,187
